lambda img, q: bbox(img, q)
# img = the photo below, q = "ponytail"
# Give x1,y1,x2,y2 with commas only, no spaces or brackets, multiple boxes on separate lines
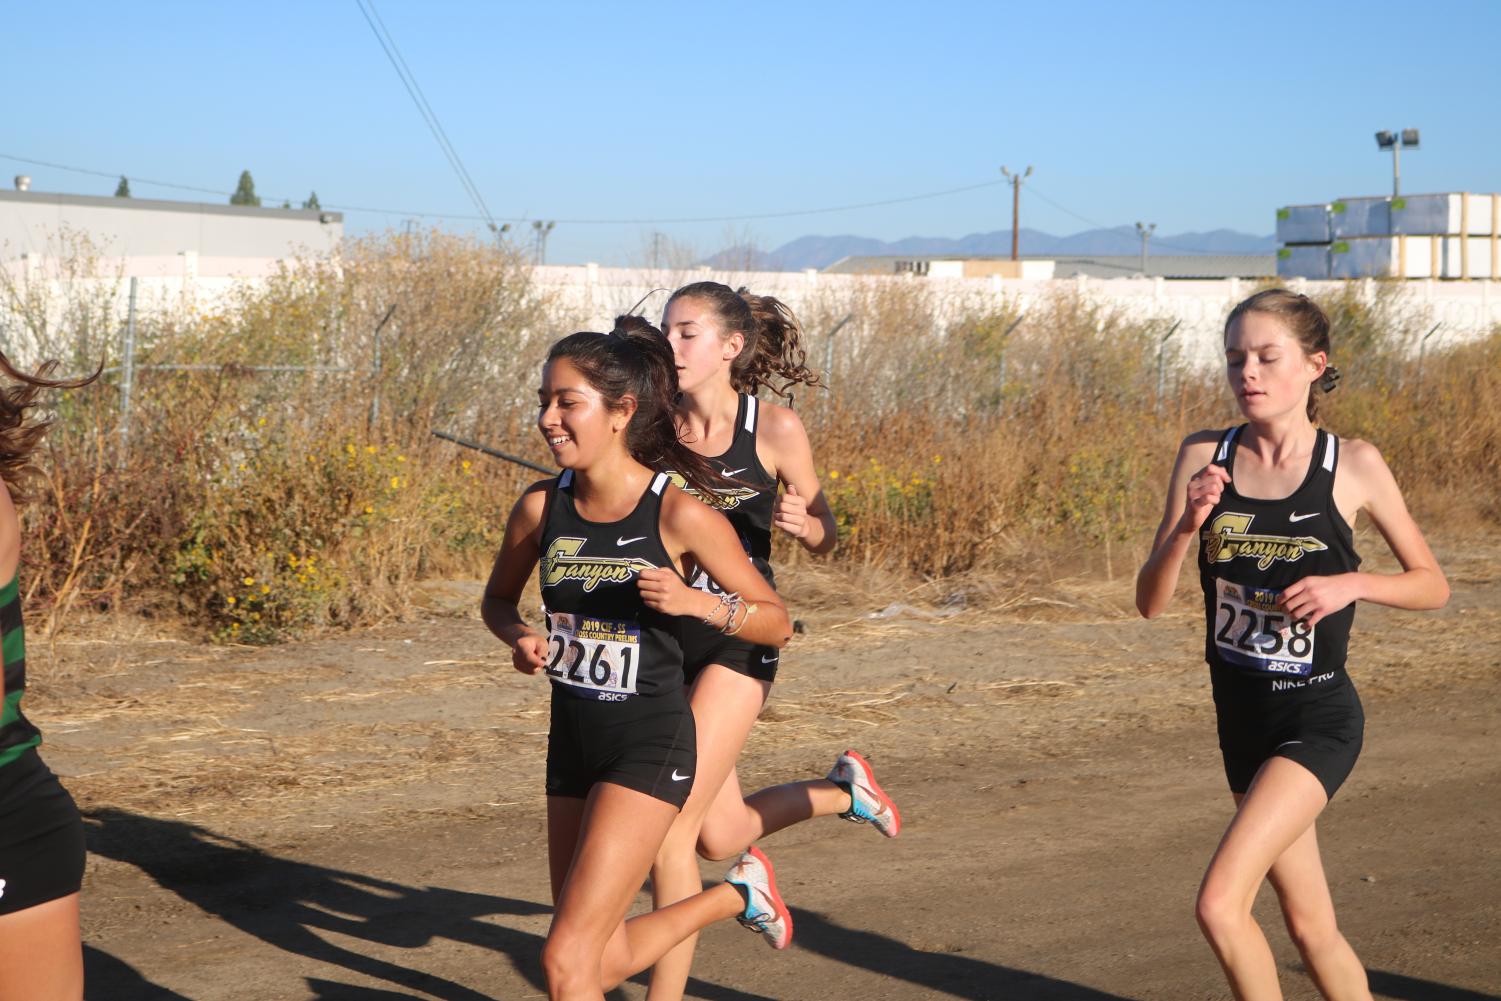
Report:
0,349,101,502
665,282,824,398
546,317,726,497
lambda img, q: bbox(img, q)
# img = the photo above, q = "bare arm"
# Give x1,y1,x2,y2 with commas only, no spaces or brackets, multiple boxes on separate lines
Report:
480,481,550,673
1280,440,1448,625
758,402,837,555
1135,433,1223,619
642,488,792,648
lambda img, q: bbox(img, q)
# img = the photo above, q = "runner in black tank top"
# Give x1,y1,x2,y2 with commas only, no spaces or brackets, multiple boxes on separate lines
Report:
1199,424,1363,799
648,284,902,1001
668,392,780,683
1137,290,1449,1000
481,321,798,994
538,468,697,804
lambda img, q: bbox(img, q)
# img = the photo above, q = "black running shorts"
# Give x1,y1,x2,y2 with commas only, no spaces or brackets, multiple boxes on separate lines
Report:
546,687,697,809
679,618,779,685
0,749,86,915
1215,681,1364,801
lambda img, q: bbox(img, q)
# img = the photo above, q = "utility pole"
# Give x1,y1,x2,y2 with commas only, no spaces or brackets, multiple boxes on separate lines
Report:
1000,165,1032,261
1135,221,1156,275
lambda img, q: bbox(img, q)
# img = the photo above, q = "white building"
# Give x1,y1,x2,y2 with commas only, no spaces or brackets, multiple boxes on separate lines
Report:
1,178,342,279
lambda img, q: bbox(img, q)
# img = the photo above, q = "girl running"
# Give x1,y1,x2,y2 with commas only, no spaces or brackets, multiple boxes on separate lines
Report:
0,354,96,1001
481,317,796,1001
647,283,900,1001
1135,289,1449,1000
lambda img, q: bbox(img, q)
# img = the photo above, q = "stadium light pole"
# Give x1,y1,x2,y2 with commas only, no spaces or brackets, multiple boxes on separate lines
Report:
1135,221,1156,276
1375,129,1419,198
532,220,556,264
1000,165,1032,261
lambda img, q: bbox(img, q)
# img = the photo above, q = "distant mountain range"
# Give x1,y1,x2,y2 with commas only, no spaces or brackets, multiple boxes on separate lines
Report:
704,226,1278,271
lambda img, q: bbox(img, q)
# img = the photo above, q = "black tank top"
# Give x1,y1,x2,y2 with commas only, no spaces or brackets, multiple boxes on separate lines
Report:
1197,425,1361,699
539,470,684,700
667,393,777,592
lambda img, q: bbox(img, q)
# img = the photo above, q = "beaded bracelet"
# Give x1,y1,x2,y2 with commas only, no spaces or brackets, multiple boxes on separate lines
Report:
724,600,758,636
702,590,739,631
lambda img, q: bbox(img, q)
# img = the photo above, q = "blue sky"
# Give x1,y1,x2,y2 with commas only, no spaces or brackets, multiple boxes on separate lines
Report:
8,0,1500,264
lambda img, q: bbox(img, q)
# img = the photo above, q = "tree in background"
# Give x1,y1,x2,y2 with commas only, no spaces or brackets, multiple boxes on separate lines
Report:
230,170,261,207
114,176,131,198
303,191,321,210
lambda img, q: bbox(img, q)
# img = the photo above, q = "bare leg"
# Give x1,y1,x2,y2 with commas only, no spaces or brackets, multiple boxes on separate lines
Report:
690,667,848,861
543,784,679,1001
1195,757,1362,1001
0,894,83,1001
647,665,846,1001
1266,823,1371,999
600,882,746,991
543,783,758,1001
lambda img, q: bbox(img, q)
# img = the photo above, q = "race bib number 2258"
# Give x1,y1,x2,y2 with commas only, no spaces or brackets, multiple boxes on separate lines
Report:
1213,579,1314,677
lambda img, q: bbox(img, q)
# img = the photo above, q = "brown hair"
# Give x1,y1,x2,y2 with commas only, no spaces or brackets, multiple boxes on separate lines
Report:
1224,288,1340,423
546,316,726,496
664,282,824,398
0,351,100,503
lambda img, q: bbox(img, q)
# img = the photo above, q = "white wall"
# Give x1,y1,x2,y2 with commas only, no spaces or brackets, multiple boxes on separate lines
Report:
2,259,1497,372
529,264,1501,370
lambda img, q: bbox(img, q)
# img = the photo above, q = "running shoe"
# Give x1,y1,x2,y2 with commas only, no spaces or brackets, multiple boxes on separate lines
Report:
828,749,902,838
723,846,793,950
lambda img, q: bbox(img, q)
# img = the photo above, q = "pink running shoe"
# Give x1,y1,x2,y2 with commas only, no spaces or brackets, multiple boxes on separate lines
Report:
724,846,793,950
828,749,902,838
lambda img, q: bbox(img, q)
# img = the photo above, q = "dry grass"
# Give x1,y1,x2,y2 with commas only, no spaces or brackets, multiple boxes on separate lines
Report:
4,238,1497,645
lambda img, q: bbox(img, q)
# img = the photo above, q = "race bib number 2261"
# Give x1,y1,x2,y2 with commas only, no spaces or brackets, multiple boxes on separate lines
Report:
544,611,641,699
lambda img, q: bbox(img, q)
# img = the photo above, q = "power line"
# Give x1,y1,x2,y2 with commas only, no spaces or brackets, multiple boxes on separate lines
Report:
353,0,501,236
0,152,236,200
0,151,1008,227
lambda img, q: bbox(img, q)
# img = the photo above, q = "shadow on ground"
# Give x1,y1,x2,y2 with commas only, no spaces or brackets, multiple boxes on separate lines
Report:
82,808,774,1001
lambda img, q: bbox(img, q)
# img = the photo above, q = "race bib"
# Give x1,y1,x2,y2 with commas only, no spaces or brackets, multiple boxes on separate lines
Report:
690,567,727,595
544,611,641,699
689,534,753,595
1212,579,1315,677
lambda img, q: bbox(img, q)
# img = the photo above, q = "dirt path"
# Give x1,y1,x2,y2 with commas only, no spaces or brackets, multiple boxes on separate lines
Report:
32,536,1501,1000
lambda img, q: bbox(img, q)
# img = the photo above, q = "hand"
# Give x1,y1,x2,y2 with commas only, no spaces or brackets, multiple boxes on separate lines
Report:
512,633,546,675
1180,464,1231,532
637,567,698,617
773,483,808,539
1279,574,1361,627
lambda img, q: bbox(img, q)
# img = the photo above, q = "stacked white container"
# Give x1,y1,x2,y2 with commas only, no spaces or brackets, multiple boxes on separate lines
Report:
1282,192,1500,280
1276,203,1332,279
